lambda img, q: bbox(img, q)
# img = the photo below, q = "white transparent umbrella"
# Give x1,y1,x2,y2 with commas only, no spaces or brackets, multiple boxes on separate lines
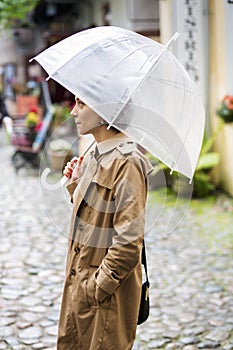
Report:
31,26,205,180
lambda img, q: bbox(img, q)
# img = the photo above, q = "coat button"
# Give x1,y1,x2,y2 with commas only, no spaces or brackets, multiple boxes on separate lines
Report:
78,223,84,231
74,247,80,254
71,268,76,276
119,143,124,147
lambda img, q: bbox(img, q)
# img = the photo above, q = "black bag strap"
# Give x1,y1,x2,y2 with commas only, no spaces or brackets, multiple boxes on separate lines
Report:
142,239,149,285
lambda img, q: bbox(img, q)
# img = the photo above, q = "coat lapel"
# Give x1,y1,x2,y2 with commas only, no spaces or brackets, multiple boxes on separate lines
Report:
70,155,98,234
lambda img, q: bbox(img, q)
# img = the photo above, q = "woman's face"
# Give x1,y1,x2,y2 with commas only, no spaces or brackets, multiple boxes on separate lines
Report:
70,98,102,135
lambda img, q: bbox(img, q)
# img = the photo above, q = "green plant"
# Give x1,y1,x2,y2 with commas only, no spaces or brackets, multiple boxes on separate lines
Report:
192,122,223,197
145,153,168,175
0,0,39,29
52,103,71,128
146,122,223,197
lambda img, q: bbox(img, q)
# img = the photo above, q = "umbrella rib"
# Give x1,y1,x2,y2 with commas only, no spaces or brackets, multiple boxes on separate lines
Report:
108,46,170,129
120,121,195,179
46,38,156,81
107,33,180,128
173,94,204,180
148,77,195,95
113,121,180,173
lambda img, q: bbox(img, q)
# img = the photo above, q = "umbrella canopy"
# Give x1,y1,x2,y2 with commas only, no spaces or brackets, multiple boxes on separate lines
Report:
31,26,205,179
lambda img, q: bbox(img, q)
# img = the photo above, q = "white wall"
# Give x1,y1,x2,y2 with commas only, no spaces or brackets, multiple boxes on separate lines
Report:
111,0,130,28
225,2,233,93
92,0,129,28
0,29,25,82
171,0,209,106
0,30,19,65
92,0,159,32
159,0,173,44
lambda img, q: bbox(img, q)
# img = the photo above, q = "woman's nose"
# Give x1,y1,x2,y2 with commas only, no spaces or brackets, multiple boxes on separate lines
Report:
70,105,78,117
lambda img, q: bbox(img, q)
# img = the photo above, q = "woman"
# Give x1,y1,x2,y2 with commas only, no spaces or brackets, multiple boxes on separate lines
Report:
0,93,10,127
57,97,152,350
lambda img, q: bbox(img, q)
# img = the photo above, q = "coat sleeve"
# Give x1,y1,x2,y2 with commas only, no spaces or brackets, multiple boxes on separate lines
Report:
95,157,147,297
66,180,79,202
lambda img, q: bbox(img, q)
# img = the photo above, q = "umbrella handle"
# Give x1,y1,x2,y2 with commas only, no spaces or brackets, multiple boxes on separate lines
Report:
40,140,96,190
61,139,96,185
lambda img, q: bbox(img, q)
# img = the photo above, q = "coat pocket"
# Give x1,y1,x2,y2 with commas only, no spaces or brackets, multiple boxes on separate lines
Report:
85,267,98,308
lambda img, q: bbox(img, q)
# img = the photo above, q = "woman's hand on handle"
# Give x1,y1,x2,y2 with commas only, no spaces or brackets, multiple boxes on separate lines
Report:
63,156,84,183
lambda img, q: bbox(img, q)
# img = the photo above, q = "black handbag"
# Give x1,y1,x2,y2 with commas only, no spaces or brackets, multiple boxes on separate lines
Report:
137,240,150,325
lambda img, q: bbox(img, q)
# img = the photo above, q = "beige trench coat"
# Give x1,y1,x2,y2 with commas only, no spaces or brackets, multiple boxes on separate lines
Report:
57,135,153,350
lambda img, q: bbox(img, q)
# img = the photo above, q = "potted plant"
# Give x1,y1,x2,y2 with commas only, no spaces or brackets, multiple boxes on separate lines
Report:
48,138,73,171
216,95,233,195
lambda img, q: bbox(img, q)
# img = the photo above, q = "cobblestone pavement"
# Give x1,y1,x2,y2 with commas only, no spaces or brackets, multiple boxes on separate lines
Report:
0,133,233,349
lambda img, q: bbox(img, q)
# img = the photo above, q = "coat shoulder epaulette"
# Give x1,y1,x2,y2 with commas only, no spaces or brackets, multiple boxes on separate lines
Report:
116,140,136,155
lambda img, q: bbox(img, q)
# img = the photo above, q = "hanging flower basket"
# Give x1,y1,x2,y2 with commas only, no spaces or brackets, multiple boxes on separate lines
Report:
48,139,73,171
216,95,233,123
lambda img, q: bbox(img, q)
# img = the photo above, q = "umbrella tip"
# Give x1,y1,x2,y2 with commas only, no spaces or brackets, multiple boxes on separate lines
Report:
166,32,180,49
173,32,180,41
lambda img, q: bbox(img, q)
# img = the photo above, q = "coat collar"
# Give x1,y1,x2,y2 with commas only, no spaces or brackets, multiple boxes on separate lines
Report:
96,133,130,155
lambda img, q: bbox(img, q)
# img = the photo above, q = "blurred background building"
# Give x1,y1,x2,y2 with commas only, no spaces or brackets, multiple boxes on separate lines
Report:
0,0,233,195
